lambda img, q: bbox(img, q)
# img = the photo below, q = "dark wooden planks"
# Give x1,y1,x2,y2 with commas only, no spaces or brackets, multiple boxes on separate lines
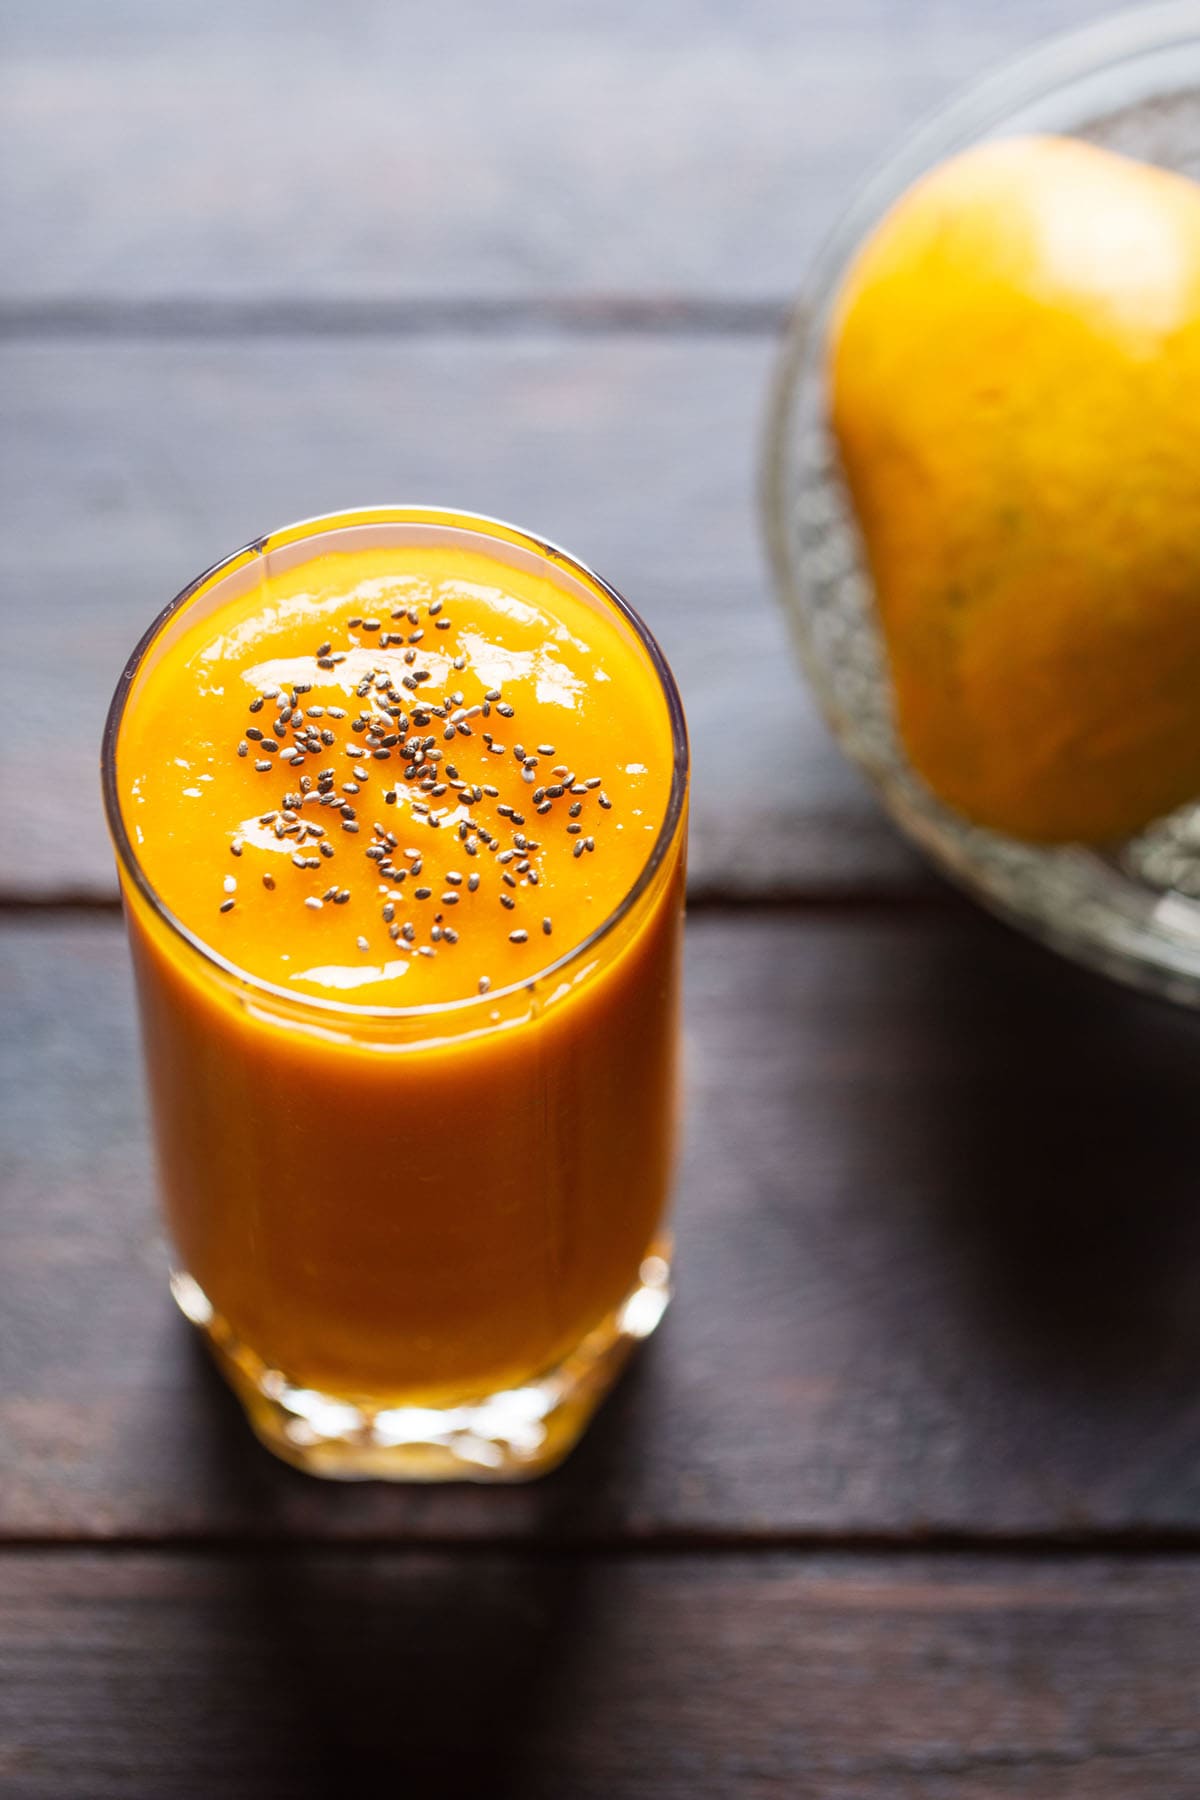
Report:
0,336,924,901
8,907,1200,1540
0,0,1109,305
2,1549,1198,1799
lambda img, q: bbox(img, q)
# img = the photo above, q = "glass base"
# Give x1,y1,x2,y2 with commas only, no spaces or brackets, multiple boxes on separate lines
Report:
170,1249,672,1482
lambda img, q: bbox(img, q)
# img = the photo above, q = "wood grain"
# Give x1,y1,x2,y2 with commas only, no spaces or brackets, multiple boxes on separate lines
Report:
8,908,1200,1540
2,1549,1197,1799
0,0,1110,305
0,336,924,901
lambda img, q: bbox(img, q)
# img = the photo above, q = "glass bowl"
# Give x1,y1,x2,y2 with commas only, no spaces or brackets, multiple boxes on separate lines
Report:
763,0,1200,1004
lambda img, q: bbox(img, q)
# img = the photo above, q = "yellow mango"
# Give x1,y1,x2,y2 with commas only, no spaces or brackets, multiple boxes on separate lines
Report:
831,134,1200,844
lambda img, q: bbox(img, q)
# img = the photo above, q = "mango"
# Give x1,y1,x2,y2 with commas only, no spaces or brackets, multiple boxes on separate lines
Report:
831,134,1200,844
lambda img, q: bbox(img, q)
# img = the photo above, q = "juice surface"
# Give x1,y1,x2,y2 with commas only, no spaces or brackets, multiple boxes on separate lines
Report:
119,542,675,1006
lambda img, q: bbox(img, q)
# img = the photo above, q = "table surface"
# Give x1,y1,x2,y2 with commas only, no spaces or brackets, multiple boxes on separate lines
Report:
5,2,1200,1795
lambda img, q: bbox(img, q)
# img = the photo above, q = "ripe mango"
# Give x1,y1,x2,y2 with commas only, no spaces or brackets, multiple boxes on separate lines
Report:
831,134,1200,844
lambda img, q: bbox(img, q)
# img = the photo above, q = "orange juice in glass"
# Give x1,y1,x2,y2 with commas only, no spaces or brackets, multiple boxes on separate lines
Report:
102,508,688,1479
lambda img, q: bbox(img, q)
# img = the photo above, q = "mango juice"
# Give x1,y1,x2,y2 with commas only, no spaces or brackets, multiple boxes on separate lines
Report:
103,509,688,1479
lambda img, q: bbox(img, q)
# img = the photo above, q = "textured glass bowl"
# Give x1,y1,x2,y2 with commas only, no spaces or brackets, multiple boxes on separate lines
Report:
764,0,1200,1003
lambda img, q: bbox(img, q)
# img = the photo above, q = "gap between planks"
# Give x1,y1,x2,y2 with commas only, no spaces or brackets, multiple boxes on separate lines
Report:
0,296,795,340
4,1530,1200,1558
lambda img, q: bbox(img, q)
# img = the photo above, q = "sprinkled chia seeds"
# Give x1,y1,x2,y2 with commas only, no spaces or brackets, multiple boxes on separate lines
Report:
209,579,631,987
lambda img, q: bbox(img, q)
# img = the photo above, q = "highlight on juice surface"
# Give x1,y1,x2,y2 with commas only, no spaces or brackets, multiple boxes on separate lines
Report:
102,507,688,1481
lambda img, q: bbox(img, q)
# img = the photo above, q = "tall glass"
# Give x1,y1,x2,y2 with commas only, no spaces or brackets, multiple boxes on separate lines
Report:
102,507,688,1480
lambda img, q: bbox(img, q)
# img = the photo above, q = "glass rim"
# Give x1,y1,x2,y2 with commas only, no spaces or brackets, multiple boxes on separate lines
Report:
101,504,689,1024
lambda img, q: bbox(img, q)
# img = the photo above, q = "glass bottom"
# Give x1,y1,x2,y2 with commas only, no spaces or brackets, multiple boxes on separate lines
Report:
169,1247,672,1482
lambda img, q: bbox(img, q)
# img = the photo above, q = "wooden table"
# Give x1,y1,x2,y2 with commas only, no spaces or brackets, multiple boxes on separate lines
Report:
5,2,1200,1794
